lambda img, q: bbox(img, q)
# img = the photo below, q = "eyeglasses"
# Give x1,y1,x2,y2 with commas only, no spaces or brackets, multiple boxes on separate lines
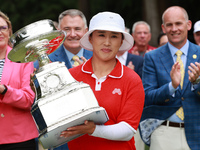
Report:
0,26,8,33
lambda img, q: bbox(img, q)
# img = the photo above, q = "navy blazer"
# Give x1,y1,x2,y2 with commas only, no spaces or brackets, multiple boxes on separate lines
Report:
139,42,200,150
34,44,93,69
126,53,144,78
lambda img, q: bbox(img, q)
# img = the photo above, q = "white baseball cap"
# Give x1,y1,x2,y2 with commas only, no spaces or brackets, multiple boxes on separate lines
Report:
193,20,200,33
80,12,134,51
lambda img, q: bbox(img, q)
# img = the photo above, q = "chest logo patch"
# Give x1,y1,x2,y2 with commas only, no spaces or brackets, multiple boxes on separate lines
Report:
112,88,122,95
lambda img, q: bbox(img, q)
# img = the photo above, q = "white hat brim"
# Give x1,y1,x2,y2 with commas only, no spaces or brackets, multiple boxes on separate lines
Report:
80,29,134,51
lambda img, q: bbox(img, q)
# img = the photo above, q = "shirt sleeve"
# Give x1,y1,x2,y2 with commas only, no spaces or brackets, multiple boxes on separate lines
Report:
91,121,135,141
1,62,35,109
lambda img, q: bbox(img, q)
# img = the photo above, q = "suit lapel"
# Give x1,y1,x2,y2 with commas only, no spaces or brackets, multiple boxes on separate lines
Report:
49,46,72,69
126,53,131,66
83,49,93,60
59,48,72,69
160,45,174,76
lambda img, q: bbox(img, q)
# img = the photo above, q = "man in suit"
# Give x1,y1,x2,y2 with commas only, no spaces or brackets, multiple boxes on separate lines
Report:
139,6,200,150
34,9,93,69
116,50,144,150
118,27,144,150
116,50,143,78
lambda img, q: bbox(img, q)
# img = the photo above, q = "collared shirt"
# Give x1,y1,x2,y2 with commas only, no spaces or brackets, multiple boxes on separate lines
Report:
68,58,144,150
168,41,189,94
128,44,156,57
169,40,188,66
116,51,128,65
0,59,5,82
168,40,189,123
64,45,84,65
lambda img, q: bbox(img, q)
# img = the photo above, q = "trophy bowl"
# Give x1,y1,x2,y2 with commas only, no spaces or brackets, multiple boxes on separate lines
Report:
8,19,108,149
8,19,66,66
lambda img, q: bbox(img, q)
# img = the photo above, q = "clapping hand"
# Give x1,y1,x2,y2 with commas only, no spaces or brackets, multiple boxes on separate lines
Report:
188,62,200,83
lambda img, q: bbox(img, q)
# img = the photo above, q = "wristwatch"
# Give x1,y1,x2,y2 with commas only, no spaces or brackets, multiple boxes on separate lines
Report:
1,84,7,95
192,76,200,84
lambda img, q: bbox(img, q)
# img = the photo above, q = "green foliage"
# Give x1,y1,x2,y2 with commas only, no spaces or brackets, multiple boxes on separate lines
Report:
0,0,199,42
0,0,79,32
89,0,142,31
0,0,143,33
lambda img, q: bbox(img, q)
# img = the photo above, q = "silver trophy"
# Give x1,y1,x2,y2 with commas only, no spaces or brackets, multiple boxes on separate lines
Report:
8,19,108,149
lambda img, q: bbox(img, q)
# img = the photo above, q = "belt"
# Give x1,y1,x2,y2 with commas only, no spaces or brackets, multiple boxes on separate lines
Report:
161,121,184,128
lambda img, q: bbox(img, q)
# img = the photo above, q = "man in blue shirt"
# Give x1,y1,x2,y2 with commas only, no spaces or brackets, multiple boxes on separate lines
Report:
140,6,200,150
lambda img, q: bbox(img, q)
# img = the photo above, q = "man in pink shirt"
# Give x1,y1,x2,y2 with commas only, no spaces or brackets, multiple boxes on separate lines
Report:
128,21,156,57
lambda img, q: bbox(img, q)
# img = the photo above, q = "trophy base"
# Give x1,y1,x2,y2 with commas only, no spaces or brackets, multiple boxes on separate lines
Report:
38,107,108,149
31,62,109,149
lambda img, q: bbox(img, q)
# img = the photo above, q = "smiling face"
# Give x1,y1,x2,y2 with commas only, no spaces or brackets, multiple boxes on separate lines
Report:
132,24,151,47
161,7,191,49
89,30,123,62
59,15,88,54
0,17,9,50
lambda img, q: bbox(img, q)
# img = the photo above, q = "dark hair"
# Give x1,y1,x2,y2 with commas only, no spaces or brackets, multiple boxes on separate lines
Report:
89,32,124,40
157,31,166,45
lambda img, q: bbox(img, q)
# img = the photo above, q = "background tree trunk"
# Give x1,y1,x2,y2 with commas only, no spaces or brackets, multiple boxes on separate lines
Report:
78,0,90,27
0,0,198,47
142,0,160,47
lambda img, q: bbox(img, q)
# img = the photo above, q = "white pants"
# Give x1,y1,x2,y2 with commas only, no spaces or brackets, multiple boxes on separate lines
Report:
134,129,145,150
150,124,191,150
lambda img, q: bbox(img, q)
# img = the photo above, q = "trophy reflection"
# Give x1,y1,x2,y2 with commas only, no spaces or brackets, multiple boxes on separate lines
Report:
8,19,108,149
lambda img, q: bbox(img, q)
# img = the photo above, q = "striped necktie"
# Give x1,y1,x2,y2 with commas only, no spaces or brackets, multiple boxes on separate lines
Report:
175,50,184,120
